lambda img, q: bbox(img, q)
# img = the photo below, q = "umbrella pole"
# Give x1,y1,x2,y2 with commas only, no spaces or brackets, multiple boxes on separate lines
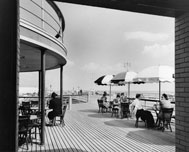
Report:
109,84,112,101
159,81,161,102
128,82,130,99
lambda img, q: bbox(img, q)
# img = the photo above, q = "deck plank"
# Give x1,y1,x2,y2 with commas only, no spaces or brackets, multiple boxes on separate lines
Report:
19,95,175,152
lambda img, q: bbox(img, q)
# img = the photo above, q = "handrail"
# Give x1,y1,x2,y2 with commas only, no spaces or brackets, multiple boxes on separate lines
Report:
20,0,65,42
47,0,65,31
128,97,175,104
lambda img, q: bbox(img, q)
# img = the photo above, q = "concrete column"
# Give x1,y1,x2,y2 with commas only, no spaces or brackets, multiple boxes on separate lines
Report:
39,70,42,110
175,12,189,152
0,0,19,151
60,65,63,104
40,50,46,145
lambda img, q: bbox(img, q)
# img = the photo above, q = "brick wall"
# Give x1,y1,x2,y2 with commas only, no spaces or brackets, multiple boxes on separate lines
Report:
175,13,189,152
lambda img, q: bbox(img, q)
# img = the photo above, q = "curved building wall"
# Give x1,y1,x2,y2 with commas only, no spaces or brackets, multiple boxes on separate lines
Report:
20,0,67,72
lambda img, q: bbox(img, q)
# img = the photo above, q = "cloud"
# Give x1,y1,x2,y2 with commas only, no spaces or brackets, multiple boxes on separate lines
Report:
81,62,99,72
81,62,127,75
124,31,169,42
142,42,174,58
65,59,75,67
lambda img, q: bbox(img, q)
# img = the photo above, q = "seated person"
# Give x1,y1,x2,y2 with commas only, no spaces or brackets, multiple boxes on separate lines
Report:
112,94,121,117
155,93,173,126
120,93,128,103
101,91,109,109
113,94,121,109
48,92,62,124
131,93,155,128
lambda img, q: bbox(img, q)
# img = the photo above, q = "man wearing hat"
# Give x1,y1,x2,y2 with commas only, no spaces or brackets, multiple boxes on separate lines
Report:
48,92,62,125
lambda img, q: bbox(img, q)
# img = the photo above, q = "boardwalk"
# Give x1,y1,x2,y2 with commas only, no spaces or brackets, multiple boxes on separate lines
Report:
19,95,175,152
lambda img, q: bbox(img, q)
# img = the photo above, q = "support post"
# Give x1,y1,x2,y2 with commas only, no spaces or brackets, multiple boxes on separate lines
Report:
159,81,161,102
40,50,46,145
39,70,42,110
60,65,63,104
0,0,19,151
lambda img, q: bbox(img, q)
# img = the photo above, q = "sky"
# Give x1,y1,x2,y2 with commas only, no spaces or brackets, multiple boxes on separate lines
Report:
20,2,175,94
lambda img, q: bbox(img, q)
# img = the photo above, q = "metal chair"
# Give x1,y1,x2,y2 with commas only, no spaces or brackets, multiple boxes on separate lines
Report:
20,102,32,115
120,102,130,118
18,115,33,150
53,104,67,126
111,104,119,117
31,111,41,141
97,99,107,113
30,100,38,107
159,108,174,132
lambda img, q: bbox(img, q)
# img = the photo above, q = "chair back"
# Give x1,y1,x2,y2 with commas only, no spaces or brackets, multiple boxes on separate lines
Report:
19,115,30,131
109,101,113,108
97,99,104,107
30,100,38,107
20,102,32,115
18,115,31,148
162,108,174,122
22,102,31,108
121,102,130,112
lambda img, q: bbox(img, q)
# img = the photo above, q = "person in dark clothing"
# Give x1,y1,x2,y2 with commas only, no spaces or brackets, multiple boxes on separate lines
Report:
48,92,62,124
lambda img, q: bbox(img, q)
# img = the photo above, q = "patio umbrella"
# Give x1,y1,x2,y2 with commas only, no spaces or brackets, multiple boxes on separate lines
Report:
111,71,137,98
133,65,174,101
94,75,114,101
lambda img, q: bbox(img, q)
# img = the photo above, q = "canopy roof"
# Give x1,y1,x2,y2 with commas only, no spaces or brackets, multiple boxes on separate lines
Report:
54,0,189,17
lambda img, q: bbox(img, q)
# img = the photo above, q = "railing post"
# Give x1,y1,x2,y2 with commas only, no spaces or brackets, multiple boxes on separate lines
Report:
68,96,72,110
87,92,90,103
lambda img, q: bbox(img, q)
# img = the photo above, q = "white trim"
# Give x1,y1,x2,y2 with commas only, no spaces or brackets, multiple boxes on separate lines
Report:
20,35,67,61
20,19,67,55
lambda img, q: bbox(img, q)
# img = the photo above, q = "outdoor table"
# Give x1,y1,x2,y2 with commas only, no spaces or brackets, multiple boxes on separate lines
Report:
30,115,37,120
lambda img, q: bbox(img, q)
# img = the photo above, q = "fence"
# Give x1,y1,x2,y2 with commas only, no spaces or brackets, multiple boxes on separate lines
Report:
19,94,89,110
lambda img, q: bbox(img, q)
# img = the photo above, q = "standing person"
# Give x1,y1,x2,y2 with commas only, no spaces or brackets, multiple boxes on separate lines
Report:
48,92,62,125
131,94,155,128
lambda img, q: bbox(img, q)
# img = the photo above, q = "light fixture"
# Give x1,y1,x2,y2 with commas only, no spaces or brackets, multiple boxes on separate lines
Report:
55,31,61,38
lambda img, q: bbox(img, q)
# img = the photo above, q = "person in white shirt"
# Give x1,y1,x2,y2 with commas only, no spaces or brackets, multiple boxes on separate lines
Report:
131,93,155,128
130,94,144,116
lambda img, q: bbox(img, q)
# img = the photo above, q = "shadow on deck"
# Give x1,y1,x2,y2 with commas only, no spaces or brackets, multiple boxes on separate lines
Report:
19,99,175,152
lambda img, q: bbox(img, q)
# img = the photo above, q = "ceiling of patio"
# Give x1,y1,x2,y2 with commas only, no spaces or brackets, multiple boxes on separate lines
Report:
54,0,189,17
20,41,66,72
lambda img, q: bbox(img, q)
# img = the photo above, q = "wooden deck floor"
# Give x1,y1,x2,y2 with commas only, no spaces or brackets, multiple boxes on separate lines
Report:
19,96,175,152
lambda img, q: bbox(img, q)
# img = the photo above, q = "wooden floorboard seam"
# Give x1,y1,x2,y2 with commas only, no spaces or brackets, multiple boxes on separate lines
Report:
68,111,172,152
66,117,107,152
64,121,94,152
66,114,133,152
55,124,74,152
68,113,144,152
